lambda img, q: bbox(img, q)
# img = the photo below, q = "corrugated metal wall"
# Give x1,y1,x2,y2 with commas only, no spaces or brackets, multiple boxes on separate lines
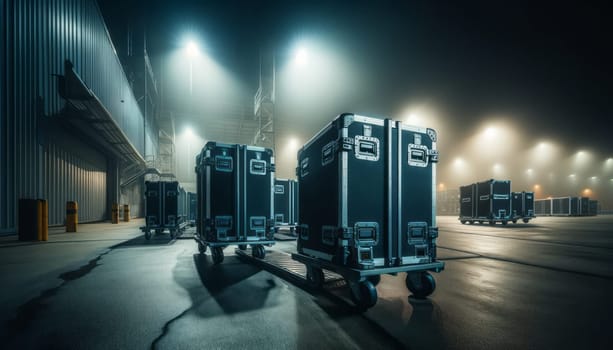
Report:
45,142,107,224
1,0,7,233
1,0,153,232
121,180,143,218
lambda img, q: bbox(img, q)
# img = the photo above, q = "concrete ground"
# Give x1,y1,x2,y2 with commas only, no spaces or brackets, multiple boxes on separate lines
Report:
1,216,612,349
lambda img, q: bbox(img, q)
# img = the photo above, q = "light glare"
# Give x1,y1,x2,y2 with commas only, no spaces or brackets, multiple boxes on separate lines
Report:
294,47,309,66
186,41,199,58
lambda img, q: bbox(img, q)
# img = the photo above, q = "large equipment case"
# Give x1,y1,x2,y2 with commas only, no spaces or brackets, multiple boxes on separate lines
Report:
459,184,477,223
459,179,512,225
551,197,571,216
291,113,444,310
588,200,598,216
273,178,298,233
535,198,551,216
187,192,197,226
511,191,535,223
573,197,590,216
475,179,512,225
141,181,188,239
194,142,275,264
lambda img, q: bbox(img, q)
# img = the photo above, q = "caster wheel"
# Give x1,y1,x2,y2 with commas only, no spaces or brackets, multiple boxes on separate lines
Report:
406,272,436,299
366,274,381,286
145,231,152,240
468,220,474,225
489,221,495,225
502,221,508,226
252,245,266,259
523,218,530,223
306,266,325,289
350,280,378,311
212,247,224,264
512,220,517,224
170,230,176,239
460,220,466,224
479,221,483,224
155,229,162,235
238,244,247,251
198,242,207,254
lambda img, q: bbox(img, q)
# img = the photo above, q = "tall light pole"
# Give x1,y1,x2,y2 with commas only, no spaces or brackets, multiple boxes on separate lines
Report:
253,48,276,150
253,45,311,150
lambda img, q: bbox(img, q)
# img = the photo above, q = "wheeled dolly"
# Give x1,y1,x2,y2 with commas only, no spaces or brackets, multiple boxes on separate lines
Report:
273,224,297,235
291,253,444,310
140,222,188,240
194,234,274,264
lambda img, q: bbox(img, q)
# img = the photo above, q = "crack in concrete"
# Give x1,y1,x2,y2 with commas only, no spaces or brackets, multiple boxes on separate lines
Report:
150,305,194,350
5,249,111,335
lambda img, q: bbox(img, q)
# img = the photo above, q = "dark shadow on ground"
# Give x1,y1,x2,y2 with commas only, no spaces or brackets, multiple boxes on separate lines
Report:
110,233,178,248
191,253,277,314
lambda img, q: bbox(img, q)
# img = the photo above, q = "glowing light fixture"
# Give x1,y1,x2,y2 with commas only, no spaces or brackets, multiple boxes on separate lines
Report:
186,41,199,58
582,188,593,196
294,46,310,66
288,137,299,149
484,126,497,138
184,127,194,140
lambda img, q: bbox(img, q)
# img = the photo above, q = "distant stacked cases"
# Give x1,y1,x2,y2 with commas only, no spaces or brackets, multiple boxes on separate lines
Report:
141,181,192,239
193,142,276,264
273,178,298,232
459,179,535,225
534,197,598,216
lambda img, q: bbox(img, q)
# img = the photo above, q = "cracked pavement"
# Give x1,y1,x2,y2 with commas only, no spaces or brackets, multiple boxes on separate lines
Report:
1,217,612,349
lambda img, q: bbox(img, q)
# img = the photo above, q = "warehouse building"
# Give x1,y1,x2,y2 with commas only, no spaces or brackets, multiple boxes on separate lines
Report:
0,0,169,234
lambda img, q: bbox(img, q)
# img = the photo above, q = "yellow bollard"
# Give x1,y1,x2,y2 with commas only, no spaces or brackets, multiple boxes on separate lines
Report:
111,203,119,224
123,204,130,222
66,201,78,232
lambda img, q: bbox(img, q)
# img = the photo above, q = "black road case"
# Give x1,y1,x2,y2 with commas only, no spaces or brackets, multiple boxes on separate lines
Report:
571,197,592,216
141,181,188,239
588,200,598,216
475,179,512,225
292,113,444,310
551,197,571,216
273,178,298,233
535,198,551,216
511,191,535,223
459,184,477,224
187,192,197,226
194,142,275,264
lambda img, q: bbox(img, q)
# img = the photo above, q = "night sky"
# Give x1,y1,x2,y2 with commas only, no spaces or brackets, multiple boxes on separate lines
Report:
99,0,612,203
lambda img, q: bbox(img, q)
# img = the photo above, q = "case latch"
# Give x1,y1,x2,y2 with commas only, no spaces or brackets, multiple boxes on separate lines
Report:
429,149,439,163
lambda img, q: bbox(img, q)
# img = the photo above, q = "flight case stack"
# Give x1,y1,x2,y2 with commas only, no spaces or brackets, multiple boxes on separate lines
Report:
291,113,444,310
141,181,188,239
194,142,275,264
